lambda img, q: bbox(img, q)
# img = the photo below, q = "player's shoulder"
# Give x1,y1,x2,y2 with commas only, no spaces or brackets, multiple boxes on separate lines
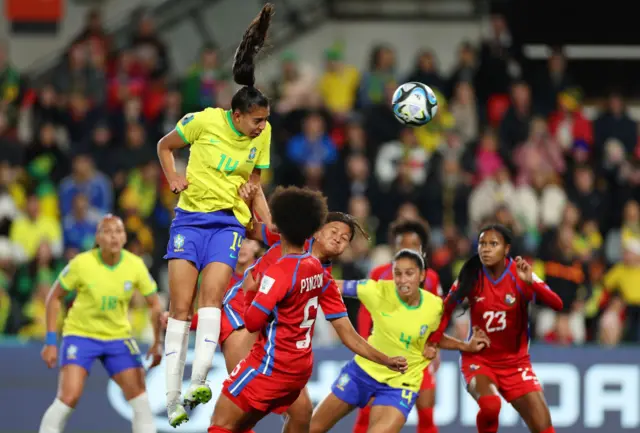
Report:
121,249,146,270
420,289,444,308
71,249,98,267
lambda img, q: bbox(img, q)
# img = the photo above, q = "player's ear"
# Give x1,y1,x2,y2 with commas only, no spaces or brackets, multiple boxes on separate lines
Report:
505,244,511,257
419,269,426,283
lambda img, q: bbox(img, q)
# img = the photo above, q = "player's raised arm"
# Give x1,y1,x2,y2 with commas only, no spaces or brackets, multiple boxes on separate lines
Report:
157,113,199,193
243,266,288,332
515,256,563,311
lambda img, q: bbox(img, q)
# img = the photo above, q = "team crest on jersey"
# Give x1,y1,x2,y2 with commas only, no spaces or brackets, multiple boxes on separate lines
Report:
173,234,185,252
419,325,429,337
124,281,132,292
505,293,516,306
66,344,78,360
248,147,257,161
470,364,480,371
336,373,350,390
181,114,194,126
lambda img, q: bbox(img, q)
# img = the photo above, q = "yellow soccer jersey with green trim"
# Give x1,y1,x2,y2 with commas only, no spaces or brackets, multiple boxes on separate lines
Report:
175,108,271,226
59,249,157,340
354,280,444,392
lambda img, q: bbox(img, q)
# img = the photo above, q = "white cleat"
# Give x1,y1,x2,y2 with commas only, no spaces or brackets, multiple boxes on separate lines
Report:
183,382,212,410
168,403,188,428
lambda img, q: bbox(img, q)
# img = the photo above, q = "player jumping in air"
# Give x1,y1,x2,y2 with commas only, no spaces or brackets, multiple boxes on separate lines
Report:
428,224,563,433
355,219,442,433
157,4,275,425
310,249,490,433
209,186,407,433
39,215,163,433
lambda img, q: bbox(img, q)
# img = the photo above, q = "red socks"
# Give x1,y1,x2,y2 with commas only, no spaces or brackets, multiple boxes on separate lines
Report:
476,395,501,433
417,407,438,433
353,406,371,433
541,428,556,433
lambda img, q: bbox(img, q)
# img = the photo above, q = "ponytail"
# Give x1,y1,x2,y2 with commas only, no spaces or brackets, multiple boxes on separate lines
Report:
452,253,483,306
232,3,273,88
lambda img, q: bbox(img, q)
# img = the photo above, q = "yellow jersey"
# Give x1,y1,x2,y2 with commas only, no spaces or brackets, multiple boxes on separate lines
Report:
58,249,157,340
175,107,271,226
604,263,640,305
354,280,443,392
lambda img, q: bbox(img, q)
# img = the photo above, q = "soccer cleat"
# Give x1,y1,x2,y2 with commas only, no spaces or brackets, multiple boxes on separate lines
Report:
183,382,212,409
168,404,188,428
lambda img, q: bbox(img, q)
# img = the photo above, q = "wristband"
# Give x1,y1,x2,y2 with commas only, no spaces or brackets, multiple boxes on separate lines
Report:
343,280,359,298
45,332,57,346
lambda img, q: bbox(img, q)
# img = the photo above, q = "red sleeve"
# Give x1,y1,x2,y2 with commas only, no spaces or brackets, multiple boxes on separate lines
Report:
190,313,198,331
244,266,289,332
427,282,459,344
319,275,348,320
526,274,564,311
261,224,281,247
425,270,442,297
356,305,373,338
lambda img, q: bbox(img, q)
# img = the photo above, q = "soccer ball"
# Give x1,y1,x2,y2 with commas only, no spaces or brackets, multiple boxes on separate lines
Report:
391,82,438,126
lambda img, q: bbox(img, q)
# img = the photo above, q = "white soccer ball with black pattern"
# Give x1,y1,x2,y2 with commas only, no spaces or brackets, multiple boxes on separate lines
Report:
391,82,438,126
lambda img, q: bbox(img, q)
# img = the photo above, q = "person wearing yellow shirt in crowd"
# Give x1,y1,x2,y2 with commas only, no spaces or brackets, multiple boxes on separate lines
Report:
38,215,163,433
156,4,275,426
319,46,360,117
602,239,640,343
310,250,489,433
10,191,62,260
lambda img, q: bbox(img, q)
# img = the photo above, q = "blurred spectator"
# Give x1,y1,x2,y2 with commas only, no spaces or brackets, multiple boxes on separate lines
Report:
447,41,477,99
375,128,428,188
548,88,593,154
474,129,504,183
533,47,573,116
567,164,604,224
469,167,514,229
9,192,62,261
318,46,360,117
513,116,565,186
499,81,532,153
602,239,640,342
25,122,70,186
357,44,397,108
594,92,637,156
272,51,317,115
0,41,21,132
54,43,105,105
286,111,337,177
405,49,445,94
130,13,169,78
59,153,112,217
182,45,230,113
73,8,111,56
449,81,479,145
63,193,100,256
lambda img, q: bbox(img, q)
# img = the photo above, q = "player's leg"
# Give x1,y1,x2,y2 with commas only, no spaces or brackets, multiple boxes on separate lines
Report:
283,387,313,433
463,362,501,433
353,406,372,433
221,328,258,374
188,222,245,406
39,365,87,433
367,405,407,433
209,393,266,433
165,258,199,422
309,392,357,433
510,392,554,433
415,366,437,433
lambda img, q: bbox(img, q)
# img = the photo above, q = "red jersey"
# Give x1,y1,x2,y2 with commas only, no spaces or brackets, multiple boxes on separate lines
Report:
439,259,554,366
357,263,442,337
243,253,347,380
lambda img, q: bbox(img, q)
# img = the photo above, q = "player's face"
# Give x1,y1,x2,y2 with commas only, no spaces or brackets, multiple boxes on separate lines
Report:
393,257,425,297
477,229,509,267
96,216,126,255
236,106,270,138
395,232,423,254
315,222,352,258
237,239,260,266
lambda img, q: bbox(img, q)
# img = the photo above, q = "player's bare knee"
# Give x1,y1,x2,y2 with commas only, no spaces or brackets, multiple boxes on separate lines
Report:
57,391,81,408
169,300,192,320
416,390,434,409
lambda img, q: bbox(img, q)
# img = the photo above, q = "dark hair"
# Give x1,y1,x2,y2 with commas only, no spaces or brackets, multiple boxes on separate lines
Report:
451,224,512,305
326,212,370,242
230,3,273,113
394,249,425,271
389,219,430,251
269,186,328,247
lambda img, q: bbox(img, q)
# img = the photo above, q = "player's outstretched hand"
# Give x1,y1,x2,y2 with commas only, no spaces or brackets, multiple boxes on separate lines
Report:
387,356,408,373
515,256,533,284
423,342,438,360
465,326,491,353
238,182,259,204
41,345,58,369
146,342,162,369
168,174,189,194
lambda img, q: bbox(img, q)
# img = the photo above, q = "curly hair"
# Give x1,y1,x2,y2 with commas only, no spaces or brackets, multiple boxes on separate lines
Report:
269,186,328,247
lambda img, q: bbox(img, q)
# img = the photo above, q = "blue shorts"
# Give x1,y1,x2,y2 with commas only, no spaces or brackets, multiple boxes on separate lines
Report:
60,336,143,377
165,209,246,271
331,359,417,419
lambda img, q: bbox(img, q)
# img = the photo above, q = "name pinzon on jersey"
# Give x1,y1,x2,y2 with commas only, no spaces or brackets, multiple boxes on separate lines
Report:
301,273,323,293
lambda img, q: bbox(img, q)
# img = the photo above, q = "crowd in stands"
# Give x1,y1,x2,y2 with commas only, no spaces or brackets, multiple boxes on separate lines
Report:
0,8,639,348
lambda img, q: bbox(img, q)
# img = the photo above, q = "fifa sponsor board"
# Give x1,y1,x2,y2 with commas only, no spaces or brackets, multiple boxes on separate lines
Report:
1,343,639,432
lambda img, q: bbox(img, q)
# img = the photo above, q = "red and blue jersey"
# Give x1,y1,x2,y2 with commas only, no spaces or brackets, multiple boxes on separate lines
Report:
243,253,347,380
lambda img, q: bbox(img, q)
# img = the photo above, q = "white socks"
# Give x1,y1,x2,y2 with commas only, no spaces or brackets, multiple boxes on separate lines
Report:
39,398,73,433
129,392,156,433
190,307,221,385
165,318,190,405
